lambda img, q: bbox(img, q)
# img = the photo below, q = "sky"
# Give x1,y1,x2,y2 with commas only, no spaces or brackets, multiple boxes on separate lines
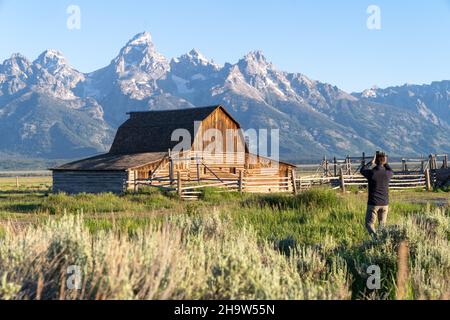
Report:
1,0,450,92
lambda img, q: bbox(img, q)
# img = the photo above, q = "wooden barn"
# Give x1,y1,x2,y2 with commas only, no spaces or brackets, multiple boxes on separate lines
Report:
52,105,296,195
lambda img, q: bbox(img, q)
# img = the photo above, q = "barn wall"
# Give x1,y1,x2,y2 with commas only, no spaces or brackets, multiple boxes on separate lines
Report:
243,154,295,192
245,154,293,175
193,108,245,154
53,171,128,194
190,108,246,174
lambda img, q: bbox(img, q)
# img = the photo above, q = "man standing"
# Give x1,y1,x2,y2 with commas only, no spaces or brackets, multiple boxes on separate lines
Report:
360,152,394,236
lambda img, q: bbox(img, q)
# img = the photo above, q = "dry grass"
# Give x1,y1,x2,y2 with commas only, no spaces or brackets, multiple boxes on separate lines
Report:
0,176,51,191
0,178,448,300
0,214,351,300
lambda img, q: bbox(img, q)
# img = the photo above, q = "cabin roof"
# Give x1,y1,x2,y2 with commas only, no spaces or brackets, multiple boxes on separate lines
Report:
52,152,167,171
109,105,237,154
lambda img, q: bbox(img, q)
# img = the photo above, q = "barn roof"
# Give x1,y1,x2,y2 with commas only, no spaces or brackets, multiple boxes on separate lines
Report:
51,105,296,172
52,152,167,171
109,105,237,154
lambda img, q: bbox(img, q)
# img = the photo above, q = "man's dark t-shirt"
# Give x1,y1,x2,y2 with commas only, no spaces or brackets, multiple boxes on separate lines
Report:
360,164,394,206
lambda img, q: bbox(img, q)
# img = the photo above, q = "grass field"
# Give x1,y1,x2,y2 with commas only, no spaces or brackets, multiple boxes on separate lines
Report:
0,176,448,300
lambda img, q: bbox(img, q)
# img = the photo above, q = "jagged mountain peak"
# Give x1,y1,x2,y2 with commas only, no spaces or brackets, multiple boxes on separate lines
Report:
172,48,220,70
1,53,32,76
34,49,72,71
355,81,450,127
238,50,274,77
188,48,205,58
240,51,273,68
244,50,267,62
360,86,379,98
37,49,65,59
1,32,450,160
125,31,153,47
119,31,160,57
185,49,210,64
27,49,85,99
113,31,168,76
2,53,31,67
7,53,30,62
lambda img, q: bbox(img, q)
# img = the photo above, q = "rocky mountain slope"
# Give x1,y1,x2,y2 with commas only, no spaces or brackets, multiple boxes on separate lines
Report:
1,32,449,160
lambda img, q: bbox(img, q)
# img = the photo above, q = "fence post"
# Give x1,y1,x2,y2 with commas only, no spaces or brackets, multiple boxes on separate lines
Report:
196,158,201,182
345,156,349,175
133,171,138,193
169,158,174,185
401,159,407,172
291,170,298,195
238,170,244,194
396,241,409,300
425,169,432,191
339,168,346,193
444,155,448,169
177,171,182,197
333,157,337,177
323,156,330,177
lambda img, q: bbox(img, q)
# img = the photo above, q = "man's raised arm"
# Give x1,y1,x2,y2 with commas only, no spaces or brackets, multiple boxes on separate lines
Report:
384,157,394,178
360,155,375,178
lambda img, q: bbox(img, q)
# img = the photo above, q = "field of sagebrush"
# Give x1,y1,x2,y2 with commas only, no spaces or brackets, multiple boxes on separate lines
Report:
0,177,448,300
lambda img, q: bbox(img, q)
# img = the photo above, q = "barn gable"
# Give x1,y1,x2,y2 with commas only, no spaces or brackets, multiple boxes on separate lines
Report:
109,105,235,154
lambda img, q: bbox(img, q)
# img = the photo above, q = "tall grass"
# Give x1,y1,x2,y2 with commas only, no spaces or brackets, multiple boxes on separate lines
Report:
0,186,448,300
0,214,351,300
347,207,449,299
0,188,179,216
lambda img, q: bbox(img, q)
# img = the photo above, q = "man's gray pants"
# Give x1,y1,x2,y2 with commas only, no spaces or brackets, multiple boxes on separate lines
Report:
365,205,389,236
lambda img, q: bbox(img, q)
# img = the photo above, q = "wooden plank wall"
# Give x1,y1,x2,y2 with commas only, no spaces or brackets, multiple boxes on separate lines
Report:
193,108,245,154
127,108,296,191
53,171,128,194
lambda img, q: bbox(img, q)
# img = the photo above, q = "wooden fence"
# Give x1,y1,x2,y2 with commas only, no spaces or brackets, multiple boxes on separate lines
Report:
297,170,431,192
130,171,295,200
128,152,447,200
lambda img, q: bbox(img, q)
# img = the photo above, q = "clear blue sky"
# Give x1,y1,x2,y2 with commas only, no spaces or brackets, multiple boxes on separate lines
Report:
1,0,450,92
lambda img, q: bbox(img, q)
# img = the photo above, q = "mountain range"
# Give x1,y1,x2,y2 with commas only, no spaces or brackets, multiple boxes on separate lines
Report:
1,31,449,161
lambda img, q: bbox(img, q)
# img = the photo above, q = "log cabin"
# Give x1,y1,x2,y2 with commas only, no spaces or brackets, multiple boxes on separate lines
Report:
51,105,296,194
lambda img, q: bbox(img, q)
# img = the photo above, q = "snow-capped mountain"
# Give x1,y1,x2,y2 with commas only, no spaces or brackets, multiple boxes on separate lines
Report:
1,31,450,160
354,82,450,127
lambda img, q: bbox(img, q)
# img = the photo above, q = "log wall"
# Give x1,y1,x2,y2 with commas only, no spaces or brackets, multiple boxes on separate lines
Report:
53,171,128,194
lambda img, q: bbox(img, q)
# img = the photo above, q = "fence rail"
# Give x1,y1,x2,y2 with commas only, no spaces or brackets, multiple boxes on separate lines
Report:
296,171,429,192
131,171,431,201
127,152,448,200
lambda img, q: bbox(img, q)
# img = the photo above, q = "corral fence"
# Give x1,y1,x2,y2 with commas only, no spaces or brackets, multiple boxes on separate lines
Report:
129,153,448,200
298,153,448,193
131,171,295,200
298,173,429,192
